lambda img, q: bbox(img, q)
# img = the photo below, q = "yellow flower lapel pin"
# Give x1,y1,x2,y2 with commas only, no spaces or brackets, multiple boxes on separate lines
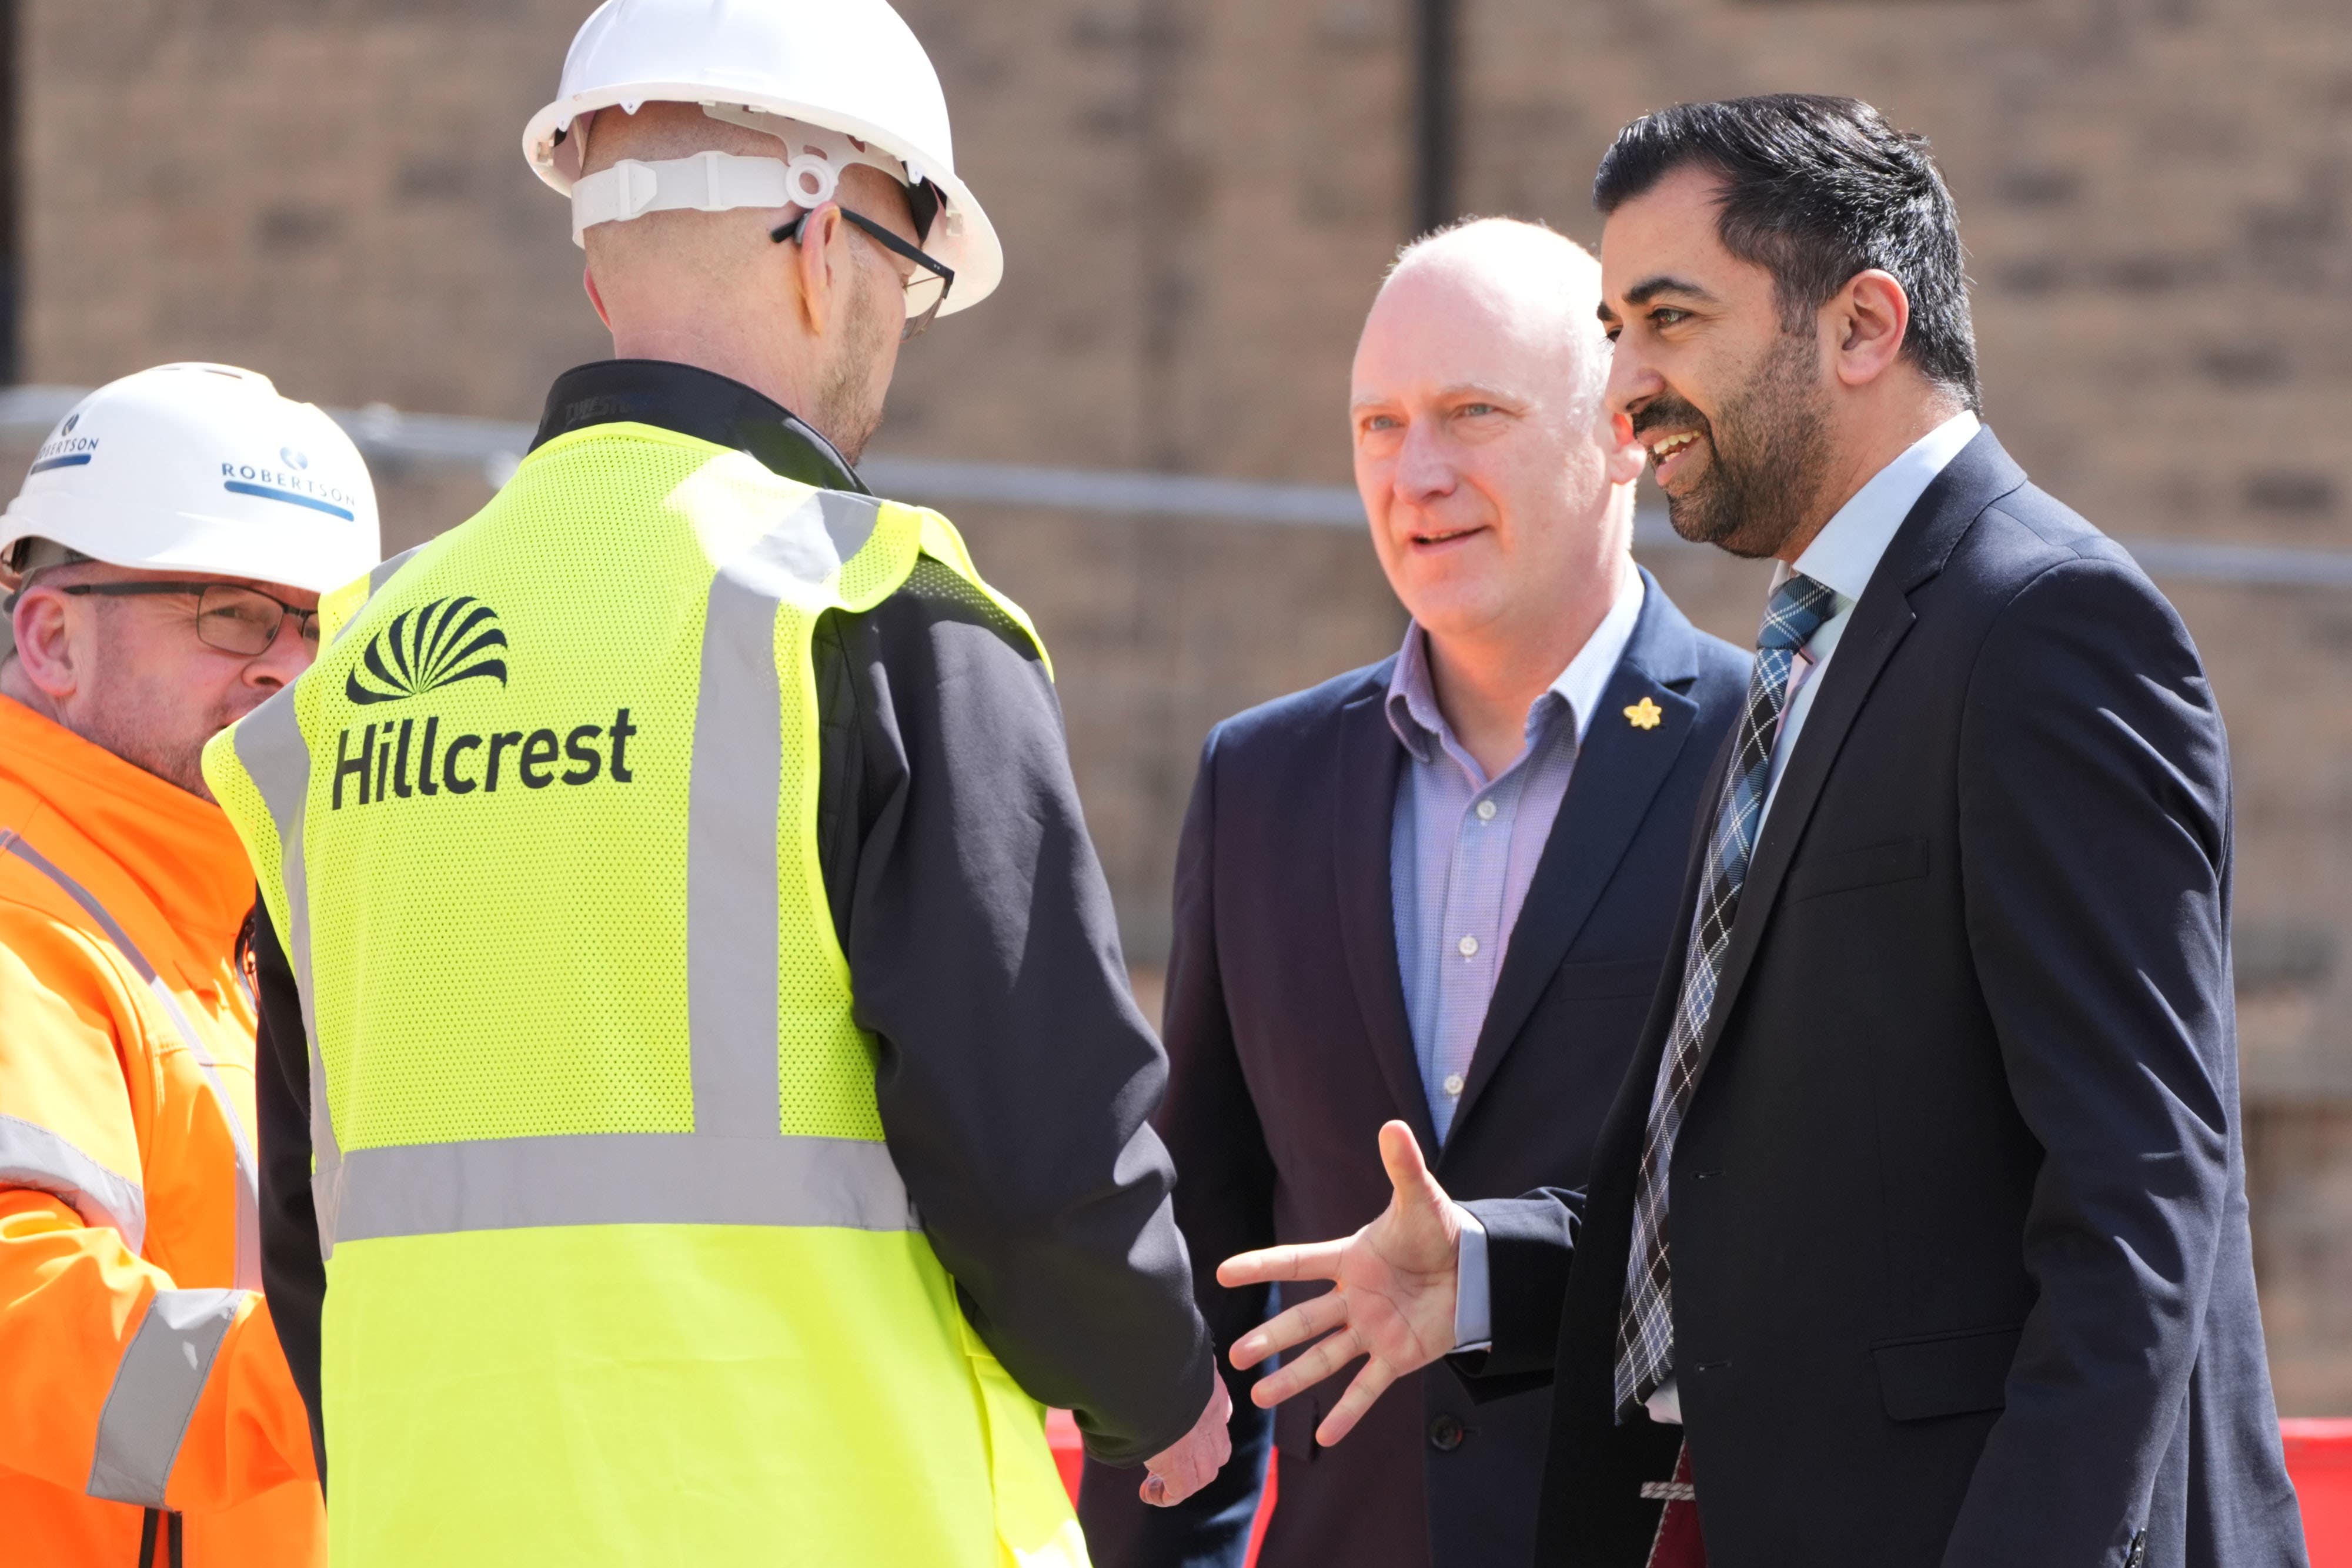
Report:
1624,696,1664,730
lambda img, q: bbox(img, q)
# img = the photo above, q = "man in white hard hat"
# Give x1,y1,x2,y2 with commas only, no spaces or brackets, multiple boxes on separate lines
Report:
204,4,1228,1565
0,362,379,1567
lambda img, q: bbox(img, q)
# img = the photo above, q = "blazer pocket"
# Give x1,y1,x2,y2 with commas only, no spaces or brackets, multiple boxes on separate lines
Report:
1549,956,1663,1002
1783,837,1929,905
1872,1322,2022,1422
1274,1391,1322,1462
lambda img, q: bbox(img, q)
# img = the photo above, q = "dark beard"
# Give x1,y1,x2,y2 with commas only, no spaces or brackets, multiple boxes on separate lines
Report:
1643,330,1832,560
811,266,892,465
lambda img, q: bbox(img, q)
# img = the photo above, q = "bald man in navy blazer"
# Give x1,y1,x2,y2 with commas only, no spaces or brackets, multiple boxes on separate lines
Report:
1079,220,1748,1568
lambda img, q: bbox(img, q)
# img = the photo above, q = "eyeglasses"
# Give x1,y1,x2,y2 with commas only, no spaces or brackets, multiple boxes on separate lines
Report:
771,205,956,342
55,581,319,657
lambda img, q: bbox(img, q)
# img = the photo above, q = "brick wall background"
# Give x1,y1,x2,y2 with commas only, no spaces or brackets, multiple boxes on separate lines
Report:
16,0,2348,1409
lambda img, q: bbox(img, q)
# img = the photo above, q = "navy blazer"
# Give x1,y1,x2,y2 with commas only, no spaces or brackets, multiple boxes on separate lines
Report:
1463,430,2309,1567
1079,571,1750,1568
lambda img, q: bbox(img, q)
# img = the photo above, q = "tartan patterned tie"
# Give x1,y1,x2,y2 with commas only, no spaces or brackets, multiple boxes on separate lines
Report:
1613,571,1838,1420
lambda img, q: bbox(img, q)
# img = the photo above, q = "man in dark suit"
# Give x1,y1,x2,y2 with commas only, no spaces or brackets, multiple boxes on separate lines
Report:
1079,219,1749,1568
1221,96,2308,1567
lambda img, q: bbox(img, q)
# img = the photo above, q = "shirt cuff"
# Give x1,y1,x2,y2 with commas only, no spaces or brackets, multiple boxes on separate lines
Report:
1451,1204,1491,1352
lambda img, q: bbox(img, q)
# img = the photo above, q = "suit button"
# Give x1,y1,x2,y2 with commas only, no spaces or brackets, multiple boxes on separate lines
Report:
2126,1530,2146,1567
1428,1415,1465,1452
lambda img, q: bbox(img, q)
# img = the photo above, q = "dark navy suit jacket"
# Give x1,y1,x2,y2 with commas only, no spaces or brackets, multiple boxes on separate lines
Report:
1462,431,2309,1567
1078,570,1750,1568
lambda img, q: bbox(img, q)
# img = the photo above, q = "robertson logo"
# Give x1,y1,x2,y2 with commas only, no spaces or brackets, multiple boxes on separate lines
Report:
347,597,509,705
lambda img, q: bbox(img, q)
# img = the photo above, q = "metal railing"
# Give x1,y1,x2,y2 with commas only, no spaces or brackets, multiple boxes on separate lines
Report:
4,383,2347,589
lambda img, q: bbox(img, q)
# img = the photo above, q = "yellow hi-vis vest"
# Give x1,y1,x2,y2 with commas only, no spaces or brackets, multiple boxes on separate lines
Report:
201,422,1085,1567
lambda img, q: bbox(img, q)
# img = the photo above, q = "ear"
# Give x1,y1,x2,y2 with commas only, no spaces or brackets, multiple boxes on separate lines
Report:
583,265,611,330
1829,269,1910,389
789,203,850,337
9,586,82,703
1602,407,1647,487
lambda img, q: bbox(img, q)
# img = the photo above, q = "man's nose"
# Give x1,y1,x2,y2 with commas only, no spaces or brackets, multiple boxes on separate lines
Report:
245,614,318,688
1393,424,1455,501
1605,338,1661,418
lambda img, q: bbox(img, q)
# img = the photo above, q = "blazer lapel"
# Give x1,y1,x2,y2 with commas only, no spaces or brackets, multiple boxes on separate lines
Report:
1690,429,2030,1081
1451,574,1705,1134
1330,679,1442,1153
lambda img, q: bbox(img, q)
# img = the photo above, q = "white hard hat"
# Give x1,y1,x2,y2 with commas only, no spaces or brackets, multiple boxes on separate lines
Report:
521,0,1003,316
0,363,381,596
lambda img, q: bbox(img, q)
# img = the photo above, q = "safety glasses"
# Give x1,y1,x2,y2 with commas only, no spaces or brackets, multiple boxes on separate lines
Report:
55,581,320,656
771,205,956,342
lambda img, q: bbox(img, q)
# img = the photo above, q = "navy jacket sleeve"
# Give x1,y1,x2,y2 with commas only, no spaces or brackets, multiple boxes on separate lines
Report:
840,562,1216,1467
247,901,327,1484
1452,1189,1582,1394
1077,727,1278,1565
1942,557,2236,1565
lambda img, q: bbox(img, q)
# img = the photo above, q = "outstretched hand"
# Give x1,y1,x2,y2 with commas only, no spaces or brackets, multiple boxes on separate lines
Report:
1217,1121,1462,1448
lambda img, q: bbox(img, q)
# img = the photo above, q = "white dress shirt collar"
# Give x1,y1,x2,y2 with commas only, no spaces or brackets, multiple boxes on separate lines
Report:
1775,410,1982,606
1552,564,1646,747
1752,409,1982,832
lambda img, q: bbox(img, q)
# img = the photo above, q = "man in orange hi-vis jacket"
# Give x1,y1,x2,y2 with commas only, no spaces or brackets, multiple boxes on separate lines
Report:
0,365,379,1566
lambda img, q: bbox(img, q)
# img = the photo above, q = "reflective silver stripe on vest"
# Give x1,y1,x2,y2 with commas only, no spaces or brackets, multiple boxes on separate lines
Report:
0,831,261,1290
233,694,340,1258
332,1132,913,1239
686,487,880,1138
86,1286,242,1506
0,1111,146,1251
325,544,424,648
252,543,415,1248
687,561,787,1135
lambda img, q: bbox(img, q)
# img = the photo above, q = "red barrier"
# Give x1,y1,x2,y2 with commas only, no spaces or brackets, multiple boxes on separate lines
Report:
2286,1420,2352,1566
1047,1409,1085,1500
1046,1410,1277,1565
1051,1412,2348,1564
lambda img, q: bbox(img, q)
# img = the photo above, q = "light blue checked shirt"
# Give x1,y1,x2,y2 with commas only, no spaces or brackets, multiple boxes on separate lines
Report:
1386,569,1646,1144
1448,410,1981,1366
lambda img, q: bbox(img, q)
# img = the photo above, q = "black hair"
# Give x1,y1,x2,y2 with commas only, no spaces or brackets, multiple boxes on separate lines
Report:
1594,95,1979,410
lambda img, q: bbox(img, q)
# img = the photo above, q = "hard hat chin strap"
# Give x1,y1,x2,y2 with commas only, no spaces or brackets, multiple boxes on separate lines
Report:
569,111,915,249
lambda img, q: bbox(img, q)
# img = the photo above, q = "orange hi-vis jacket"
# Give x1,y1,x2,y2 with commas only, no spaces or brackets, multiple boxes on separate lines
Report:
0,695,322,1566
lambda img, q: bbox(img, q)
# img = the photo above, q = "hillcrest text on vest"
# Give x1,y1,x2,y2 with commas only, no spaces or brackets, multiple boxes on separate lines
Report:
326,596,637,808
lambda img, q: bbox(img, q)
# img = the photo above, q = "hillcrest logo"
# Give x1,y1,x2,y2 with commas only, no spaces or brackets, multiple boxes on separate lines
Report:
330,594,638,812
347,597,509,706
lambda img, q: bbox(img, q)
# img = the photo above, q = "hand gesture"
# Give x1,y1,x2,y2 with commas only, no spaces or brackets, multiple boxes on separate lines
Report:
1217,1121,1462,1447
1141,1373,1233,1506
